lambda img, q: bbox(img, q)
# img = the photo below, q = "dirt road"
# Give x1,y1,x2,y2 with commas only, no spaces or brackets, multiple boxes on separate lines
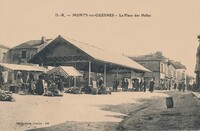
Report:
31,90,200,131
0,91,167,131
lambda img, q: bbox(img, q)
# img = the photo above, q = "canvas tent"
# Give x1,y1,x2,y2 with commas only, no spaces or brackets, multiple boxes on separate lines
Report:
0,63,48,72
0,63,48,93
47,66,83,87
47,66,82,78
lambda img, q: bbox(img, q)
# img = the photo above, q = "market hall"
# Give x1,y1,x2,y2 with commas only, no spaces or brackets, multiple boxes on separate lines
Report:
29,35,151,89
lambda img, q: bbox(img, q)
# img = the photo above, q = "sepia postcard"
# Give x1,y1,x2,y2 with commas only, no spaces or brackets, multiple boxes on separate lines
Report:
0,0,200,131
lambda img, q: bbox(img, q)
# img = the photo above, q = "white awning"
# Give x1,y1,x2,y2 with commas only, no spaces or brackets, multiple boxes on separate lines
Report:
47,66,83,78
0,63,48,72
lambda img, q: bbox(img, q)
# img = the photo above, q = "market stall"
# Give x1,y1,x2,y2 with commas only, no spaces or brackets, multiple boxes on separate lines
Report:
47,66,83,86
0,63,48,93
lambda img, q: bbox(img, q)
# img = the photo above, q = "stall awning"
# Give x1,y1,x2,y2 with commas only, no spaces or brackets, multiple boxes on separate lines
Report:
47,66,83,78
0,63,48,72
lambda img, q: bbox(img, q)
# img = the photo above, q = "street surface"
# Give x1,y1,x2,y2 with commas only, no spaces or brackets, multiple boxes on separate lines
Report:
0,90,200,130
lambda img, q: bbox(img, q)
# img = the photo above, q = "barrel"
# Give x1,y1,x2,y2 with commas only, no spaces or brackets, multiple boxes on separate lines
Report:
166,97,174,108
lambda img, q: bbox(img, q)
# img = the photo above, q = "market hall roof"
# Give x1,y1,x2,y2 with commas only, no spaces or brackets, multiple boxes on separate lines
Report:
29,35,151,73
0,63,48,72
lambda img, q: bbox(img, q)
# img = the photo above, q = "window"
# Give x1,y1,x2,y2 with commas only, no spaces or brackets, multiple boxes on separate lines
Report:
21,51,26,59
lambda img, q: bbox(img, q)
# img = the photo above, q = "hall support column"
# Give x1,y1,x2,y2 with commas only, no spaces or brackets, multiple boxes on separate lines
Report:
104,64,107,87
131,70,134,88
74,62,77,87
88,62,91,86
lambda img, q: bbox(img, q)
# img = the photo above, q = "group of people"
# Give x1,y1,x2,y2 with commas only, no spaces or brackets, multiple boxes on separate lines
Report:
112,77,154,93
121,78,129,91
177,81,186,92
16,71,64,96
132,79,152,92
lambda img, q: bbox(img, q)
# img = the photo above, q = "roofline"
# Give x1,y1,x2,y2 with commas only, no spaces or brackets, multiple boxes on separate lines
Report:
93,59,151,73
29,35,151,73
134,59,163,62
0,46,10,50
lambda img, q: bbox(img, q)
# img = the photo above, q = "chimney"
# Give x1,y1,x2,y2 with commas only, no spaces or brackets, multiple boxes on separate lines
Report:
41,36,47,44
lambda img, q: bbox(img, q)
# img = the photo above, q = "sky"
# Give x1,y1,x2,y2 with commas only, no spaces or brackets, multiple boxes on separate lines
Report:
0,0,200,76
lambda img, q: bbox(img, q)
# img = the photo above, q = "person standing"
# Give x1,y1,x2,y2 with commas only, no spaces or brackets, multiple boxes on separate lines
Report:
174,83,177,90
168,81,171,90
57,77,64,92
16,71,23,92
182,81,186,92
98,77,104,88
140,80,144,92
35,75,44,95
125,79,129,91
121,78,126,91
178,82,182,91
113,77,119,91
0,71,4,89
28,72,35,94
149,79,155,93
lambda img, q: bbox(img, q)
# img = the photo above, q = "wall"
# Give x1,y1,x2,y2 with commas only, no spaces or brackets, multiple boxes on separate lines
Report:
135,60,160,72
135,60,161,88
7,48,38,64
0,48,9,63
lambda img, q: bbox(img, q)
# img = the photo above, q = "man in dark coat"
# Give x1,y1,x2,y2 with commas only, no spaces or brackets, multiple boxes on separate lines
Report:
178,82,182,91
28,72,35,94
125,79,129,91
0,71,4,89
149,79,155,93
174,83,177,90
113,77,119,91
35,75,44,95
57,78,64,92
139,80,144,92
121,78,126,91
182,81,186,92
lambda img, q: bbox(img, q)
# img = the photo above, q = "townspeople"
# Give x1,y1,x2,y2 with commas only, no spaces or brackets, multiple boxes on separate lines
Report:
35,74,64,96
121,78,126,91
0,71,4,89
125,79,129,91
149,79,155,93
134,79,140,91
174,83,177,90
35,75,44,95
57,77,64,92
28,72,35,94
182,81,186,92
113,77,119,91
98,77,104,88
16,71,24,93
139,80,143,92
178,82,182,91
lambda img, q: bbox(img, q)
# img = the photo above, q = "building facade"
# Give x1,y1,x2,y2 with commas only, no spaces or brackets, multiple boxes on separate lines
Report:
131,52,186,89
0,44,10,63
6,37,52,64
195,35,200,89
